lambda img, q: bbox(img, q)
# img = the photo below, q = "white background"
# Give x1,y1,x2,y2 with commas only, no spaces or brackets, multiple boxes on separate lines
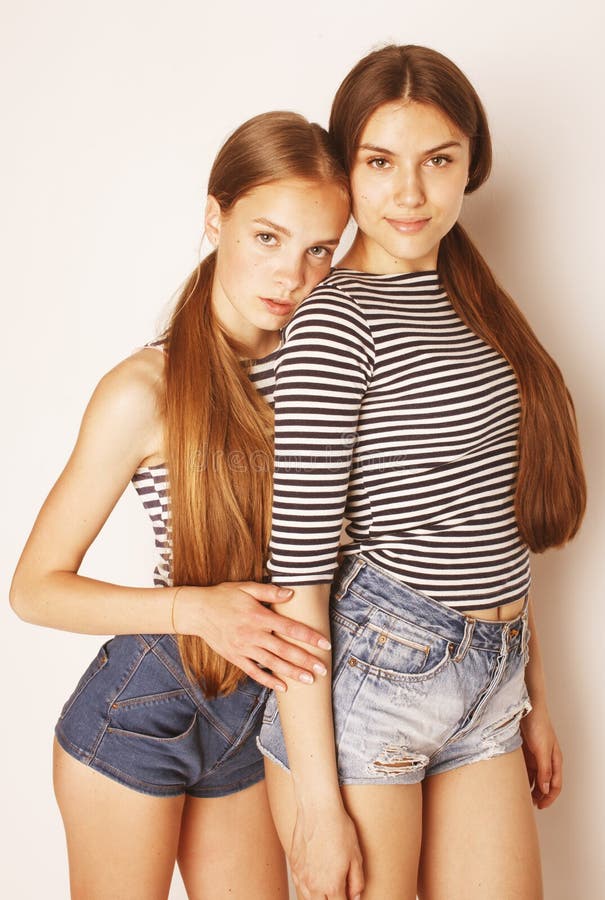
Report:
2,1,603,897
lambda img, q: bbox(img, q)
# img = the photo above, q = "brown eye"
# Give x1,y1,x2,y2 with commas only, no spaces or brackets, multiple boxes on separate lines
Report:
427,156,450,168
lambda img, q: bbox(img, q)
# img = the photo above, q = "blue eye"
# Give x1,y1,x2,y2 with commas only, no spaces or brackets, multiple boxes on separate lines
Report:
308,246,330,259
257,232,278,245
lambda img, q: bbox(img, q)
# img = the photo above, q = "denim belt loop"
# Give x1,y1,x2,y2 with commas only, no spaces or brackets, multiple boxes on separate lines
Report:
453,616,476,662
521,603,530,657
333,556,365,601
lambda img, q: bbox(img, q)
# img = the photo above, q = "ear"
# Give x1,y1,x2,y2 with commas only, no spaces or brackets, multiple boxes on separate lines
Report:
204,195,222,247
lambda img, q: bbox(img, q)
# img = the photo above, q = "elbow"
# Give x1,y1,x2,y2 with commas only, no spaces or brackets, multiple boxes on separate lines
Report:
9,572,38,624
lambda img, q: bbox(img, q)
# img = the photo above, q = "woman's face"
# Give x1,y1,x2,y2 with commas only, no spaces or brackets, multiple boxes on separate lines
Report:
207,178,349,352
348,100,470,274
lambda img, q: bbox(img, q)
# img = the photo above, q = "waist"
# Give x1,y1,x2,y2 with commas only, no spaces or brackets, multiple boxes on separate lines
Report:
462,595,526,621
334,556,528,649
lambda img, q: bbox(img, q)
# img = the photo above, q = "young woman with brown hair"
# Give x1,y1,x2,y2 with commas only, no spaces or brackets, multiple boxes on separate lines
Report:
10,111,350,899
258,47,586,899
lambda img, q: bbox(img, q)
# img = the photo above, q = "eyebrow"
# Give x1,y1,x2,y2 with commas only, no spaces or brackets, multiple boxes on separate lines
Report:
253,217,341,245
254,217,293,237
358,140,463,156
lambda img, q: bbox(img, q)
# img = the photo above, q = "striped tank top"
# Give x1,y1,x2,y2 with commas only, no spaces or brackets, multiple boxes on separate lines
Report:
267,269,531,611
131,346,278,587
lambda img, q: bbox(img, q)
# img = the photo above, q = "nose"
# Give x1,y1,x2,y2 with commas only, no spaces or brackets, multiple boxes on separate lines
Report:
393,166,425,208
274,252,306,294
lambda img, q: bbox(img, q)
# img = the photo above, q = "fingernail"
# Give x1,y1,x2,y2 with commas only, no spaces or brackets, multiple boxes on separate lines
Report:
275,683,286,692
318,638,332,650
299,672,314,684
542,782,550,793
277,588,293,598
313,663,327,676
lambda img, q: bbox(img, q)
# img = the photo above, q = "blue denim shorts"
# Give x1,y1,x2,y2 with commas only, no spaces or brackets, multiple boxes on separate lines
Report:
258,557,532,785
55,633,268,798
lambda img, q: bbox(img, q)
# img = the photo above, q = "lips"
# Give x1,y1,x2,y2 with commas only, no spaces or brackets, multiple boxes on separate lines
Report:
385,217,431,234
260,297,295,316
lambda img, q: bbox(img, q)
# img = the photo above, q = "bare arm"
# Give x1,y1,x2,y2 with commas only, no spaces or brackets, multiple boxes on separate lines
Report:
271,585,364,899
520,595,563,808
263,292,373,897
9,351,330,691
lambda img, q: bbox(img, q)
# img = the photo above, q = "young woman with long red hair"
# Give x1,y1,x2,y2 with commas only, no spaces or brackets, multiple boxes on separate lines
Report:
258,47,586,899
10,111,350,899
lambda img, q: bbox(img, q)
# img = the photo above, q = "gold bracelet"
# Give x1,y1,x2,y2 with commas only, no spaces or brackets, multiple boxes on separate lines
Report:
171,586,183,634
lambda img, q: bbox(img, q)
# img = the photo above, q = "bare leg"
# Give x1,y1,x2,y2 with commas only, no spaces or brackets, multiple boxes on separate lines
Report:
53,739,184,900
418,748,542,900
265,759,423,900
341,783,423,900
177,780,288,899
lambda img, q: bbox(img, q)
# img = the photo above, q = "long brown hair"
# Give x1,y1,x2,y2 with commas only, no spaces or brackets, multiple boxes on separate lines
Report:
164,112,348,697
329,44,586,553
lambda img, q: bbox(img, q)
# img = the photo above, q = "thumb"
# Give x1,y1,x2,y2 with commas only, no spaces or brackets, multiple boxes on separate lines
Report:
241,582,294,604
537,753,553,794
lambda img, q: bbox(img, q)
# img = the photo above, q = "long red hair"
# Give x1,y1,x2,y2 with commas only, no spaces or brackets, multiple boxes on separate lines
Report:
329,44,585,552
164,112,348,697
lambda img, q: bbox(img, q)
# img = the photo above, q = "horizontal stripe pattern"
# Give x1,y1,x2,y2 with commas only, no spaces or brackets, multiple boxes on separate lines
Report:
268,269,530,610
131,344,277,587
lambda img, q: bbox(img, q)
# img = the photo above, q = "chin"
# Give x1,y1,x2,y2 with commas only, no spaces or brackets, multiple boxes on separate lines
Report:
256,315,283,330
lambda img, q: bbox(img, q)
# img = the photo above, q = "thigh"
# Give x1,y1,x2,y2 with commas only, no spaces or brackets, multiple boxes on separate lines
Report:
265,760,423,900
342,783,423,900
177,780,288,900
418,748,542,900
53,739,185,900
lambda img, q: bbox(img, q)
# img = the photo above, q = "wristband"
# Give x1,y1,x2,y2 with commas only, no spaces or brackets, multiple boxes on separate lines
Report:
171,586,184,634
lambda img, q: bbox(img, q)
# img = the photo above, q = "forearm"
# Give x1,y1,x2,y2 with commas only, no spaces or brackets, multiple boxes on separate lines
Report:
273,584,343,809
10,569,179,635
524,594,548,705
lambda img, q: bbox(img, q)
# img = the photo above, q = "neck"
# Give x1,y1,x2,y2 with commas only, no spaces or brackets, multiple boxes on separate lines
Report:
338,228,438,275
243,330,281,360
337,230,368,271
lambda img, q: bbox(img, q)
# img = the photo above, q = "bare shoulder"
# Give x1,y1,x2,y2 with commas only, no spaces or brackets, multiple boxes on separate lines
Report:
93,347,165,420
79,348,166,466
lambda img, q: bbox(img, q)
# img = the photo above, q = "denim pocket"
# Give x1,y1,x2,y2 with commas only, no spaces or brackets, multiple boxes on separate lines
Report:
107,689,197,742
346,637,452,684
341,594,453,682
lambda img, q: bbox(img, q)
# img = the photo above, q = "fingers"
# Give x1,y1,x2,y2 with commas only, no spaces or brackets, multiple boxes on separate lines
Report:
537,749,553,798
348,856,365,900
538,741,563,809
533,739,563,809
273,613,332,651
241,582,295,604
238,660,288,693
240,582,332,650
264,633,328,677
250,646,327,686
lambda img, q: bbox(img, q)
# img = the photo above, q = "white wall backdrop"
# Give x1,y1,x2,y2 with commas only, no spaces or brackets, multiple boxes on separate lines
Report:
2,1,603,897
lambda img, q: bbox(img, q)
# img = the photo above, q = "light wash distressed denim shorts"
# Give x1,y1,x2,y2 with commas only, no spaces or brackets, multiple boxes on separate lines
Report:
56,633,268,798
258,557,532,785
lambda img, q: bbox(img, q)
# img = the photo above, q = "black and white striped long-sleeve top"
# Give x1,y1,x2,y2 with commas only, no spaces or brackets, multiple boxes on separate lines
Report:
131,347,278,587
267,269,531,611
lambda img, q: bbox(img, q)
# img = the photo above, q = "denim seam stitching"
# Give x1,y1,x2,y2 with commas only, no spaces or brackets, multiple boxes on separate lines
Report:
344,642,452,684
